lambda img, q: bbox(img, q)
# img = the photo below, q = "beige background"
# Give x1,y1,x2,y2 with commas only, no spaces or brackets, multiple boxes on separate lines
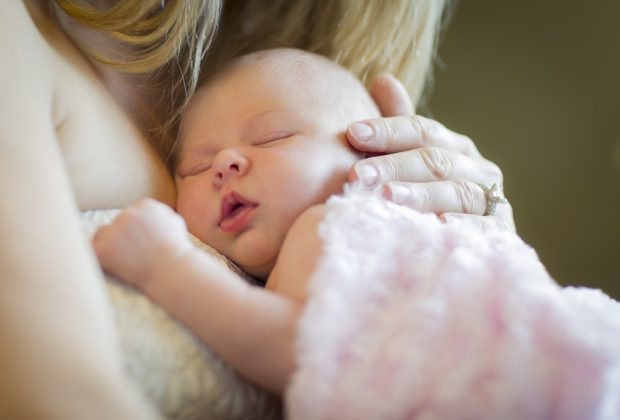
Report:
427,1,620,297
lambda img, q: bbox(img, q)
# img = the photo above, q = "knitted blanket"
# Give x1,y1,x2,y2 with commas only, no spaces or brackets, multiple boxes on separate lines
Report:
286,187,620,420
81,210,281,420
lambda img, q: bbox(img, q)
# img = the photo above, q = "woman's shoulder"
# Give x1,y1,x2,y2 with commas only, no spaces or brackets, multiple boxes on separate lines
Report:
0,2,56,96
2,2,48,38
1,2,176,210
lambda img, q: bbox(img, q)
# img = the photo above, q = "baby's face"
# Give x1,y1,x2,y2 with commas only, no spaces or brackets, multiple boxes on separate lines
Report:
175,55,375,278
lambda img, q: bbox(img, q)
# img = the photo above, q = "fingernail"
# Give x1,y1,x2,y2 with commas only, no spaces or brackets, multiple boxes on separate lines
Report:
348,122,373,142
355,164,379,187
385,184,409,204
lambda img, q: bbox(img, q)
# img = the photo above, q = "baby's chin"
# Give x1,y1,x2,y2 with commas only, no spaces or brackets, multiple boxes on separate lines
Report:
230,229,285,280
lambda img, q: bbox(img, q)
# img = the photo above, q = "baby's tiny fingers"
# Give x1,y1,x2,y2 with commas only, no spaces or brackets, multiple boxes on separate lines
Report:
92,226,116,268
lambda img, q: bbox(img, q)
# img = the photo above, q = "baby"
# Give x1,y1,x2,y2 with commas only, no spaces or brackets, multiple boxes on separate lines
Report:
94,48,380,394
95,48,620,419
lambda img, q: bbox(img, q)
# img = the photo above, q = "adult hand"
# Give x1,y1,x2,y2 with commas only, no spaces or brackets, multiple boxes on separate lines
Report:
346,74,515,232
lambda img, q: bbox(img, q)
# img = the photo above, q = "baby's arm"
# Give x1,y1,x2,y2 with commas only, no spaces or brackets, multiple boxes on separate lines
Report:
93,199,308,394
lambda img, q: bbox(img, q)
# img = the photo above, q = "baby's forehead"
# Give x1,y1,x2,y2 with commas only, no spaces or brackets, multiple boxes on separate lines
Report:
176,49,379,162
203,49,366,100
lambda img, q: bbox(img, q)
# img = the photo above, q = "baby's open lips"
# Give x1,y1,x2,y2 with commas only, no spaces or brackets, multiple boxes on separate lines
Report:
219,191,258,227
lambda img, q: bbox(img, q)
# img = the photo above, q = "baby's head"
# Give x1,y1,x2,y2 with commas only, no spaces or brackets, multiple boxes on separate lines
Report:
175,48,380,278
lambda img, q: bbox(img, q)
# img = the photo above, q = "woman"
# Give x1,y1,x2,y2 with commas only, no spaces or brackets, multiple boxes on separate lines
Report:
0,1,512,418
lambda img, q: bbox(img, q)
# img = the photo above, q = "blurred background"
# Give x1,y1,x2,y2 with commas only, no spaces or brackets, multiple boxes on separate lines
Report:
427,1,620,297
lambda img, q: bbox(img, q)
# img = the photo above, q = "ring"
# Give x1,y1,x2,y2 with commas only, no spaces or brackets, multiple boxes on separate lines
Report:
477,183,508,216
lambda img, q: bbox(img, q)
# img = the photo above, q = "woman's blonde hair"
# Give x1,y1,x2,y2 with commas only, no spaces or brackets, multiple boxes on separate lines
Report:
54,0,221,154
208,0,451,108
55,0,450,159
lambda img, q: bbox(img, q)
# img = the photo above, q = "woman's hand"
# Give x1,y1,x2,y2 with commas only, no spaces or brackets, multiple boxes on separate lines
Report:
346,74,515,232
93,199,192,288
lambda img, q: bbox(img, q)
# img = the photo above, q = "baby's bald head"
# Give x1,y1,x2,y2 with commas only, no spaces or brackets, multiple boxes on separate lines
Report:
201,48,380,129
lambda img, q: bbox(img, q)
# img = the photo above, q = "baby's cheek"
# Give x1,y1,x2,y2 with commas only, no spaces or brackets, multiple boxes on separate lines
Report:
176,198,209,238
175,200,192,227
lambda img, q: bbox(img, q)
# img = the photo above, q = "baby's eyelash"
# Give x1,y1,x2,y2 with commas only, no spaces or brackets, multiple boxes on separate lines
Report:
256,132,295,147
178,163,211,178
190,164,212,175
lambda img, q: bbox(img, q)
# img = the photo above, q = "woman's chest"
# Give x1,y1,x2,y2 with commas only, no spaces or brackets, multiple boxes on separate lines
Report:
45,27,175,210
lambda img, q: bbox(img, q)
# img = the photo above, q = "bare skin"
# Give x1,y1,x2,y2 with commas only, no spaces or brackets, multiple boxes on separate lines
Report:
2,2,512,418
92,49,514,396
94,198,324,395
0,2,172,418
93,51,372,394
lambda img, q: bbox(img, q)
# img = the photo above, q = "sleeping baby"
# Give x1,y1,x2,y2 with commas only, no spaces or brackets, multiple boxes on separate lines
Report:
94,47,377,392
94,48,620,419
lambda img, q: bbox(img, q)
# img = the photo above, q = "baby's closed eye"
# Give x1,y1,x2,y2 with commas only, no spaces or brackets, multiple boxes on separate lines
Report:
177,162,212,178
254,131,296,148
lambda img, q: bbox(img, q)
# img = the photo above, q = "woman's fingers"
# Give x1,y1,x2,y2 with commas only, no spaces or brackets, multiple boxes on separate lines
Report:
383,180,516,232
347,115,482,159
383,180,486,215
382,179,508,217
349,147,502,189
370,73,414,117
348,76,514,232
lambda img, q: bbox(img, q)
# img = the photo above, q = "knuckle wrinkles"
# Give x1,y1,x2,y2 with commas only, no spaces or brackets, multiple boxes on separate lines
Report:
382,120,398,150
415,186,433,208
408,117,431,146
420,147,453,179
383,156,402,180
454,180,478,214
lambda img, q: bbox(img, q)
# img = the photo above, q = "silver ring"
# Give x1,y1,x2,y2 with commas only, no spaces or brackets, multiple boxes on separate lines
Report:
477,183,508,216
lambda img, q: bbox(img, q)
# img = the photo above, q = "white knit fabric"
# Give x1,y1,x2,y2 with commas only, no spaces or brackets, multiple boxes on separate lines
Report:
81,210,281,420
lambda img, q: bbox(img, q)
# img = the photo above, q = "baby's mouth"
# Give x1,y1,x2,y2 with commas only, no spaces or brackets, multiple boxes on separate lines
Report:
219,191,258,232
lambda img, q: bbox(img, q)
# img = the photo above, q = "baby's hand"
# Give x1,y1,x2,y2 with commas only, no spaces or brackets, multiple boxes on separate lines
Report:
93,199,192,289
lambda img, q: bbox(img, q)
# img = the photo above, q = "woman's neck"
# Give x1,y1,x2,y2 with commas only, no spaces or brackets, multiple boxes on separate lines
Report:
47,1,170,147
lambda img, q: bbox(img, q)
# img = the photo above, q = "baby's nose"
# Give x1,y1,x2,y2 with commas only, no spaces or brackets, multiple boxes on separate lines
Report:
212,149,249,186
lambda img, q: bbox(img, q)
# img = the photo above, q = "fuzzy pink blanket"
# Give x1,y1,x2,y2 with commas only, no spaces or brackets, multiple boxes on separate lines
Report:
286,186,620,420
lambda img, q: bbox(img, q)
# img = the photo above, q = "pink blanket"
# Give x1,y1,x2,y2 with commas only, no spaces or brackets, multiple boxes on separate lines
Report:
286,186,620,420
